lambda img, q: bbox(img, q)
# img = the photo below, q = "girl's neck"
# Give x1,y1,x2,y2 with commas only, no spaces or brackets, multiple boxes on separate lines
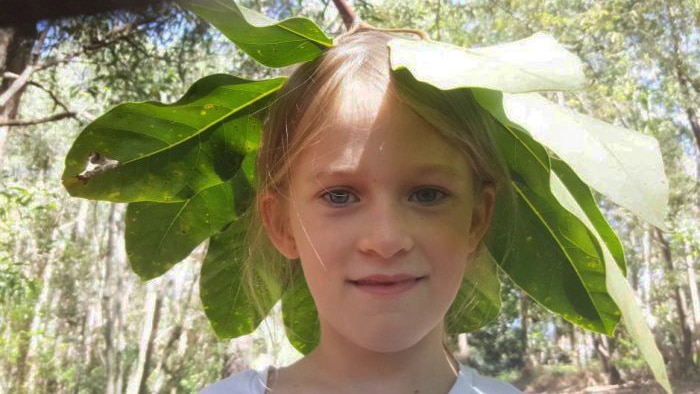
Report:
282,323,459,394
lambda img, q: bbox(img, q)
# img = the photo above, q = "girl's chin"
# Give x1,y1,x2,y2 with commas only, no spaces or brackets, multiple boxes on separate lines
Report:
344,326,440,355
318,314,446,355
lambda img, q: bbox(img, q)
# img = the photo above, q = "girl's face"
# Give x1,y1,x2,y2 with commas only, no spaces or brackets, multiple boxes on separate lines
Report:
263,88,494,354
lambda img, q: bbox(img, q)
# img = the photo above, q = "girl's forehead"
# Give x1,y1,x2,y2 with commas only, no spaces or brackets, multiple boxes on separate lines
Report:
307,93,397,154
295,89,472,179
333,79,388,128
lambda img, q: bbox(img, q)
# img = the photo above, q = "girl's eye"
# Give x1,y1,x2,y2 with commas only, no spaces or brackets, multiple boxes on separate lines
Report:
321,189,358,206
409,188,447,205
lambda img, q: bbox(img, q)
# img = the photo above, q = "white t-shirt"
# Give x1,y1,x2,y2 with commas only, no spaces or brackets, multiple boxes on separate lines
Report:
200,363,522,393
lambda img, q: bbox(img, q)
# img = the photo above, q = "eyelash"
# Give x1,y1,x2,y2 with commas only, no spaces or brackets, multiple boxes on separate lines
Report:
320,187,449,207
408,188,449,205
321,189,359,205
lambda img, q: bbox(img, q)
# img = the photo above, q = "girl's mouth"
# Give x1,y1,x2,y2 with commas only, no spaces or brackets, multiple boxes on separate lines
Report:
348,275,425,296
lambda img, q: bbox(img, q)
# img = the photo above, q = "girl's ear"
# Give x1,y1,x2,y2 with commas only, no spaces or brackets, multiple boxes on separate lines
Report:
468,183,496,253
259,192,299,259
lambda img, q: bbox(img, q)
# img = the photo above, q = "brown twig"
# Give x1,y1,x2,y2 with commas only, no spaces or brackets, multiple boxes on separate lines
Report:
0,65,34,108
330,0,429,40
2,71,84,125
349,23,430,40
0,112,76,127
331,0,358,30
1,18,155,110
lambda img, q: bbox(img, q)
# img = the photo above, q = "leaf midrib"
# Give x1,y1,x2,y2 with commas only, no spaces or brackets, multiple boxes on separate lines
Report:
505,125,611,332
118,80,282,167
563,103,656,213
192,0,331,48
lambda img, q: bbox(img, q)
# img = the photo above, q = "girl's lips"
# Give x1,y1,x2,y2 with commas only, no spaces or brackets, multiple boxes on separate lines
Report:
348,275,425,296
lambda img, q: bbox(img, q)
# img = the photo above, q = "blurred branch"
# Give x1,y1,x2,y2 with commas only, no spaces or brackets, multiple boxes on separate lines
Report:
0,112,76,127
2,71,85,125
331,0,357,30
0,65,33,107
37,16,158,71
1,16,157,109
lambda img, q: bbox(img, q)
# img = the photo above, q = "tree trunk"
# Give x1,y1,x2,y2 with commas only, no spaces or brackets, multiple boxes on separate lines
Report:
0,23,37,166
593,334,622,385
154,260,200,392
126,282,162,394
100,204,123,394
519,291,529,365
656,228,696,376
567,321,580,367
685,242,700,346
687,108,700,164
641,230,653,308
23,254,56,391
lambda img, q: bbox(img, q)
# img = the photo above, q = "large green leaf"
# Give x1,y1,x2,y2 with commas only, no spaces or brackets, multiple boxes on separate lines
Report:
487,121,620,334
125,155,255,279
549,158,626,274
281,270,320,355
388,33,585,93
62,74,283,203
446,247,501,333
182,0,332,67
390,34,669,389
200,216,281,338
549,159,672,393
391,69,621,333
473,89,627,274
497,92,668,229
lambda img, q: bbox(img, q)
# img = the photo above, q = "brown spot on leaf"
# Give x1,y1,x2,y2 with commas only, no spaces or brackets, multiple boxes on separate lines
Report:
76,151,120,184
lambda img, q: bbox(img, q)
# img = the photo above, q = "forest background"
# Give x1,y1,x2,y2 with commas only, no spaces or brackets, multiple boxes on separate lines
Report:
0,0,698,393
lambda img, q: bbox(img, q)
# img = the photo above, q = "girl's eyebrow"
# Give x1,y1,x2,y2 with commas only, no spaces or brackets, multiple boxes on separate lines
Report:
309,163,466,181
409,164,465,179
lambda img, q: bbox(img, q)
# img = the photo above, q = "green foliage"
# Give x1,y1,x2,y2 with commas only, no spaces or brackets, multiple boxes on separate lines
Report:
388,33,586,93
391,36,670,387
490,121,620,333
447,248,502,333
464,282,525,376
58,0,674,391
281,270,320,355
181,0,333,67
0,185,49,306
200,216,279,338
62,74,284,203
494,93,668,229
62,74,284,279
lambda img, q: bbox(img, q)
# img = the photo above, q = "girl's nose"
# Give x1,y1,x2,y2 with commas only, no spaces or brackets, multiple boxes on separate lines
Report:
357,201,414,259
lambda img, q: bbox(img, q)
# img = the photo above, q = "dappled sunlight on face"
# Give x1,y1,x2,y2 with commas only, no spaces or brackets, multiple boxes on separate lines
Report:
281,83,489,355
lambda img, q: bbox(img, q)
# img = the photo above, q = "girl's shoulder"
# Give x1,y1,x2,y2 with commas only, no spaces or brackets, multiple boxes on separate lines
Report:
455,364,522,394
199,367,270,394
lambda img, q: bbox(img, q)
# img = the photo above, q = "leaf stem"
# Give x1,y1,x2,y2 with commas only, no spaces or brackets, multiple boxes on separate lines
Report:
331,0,357,30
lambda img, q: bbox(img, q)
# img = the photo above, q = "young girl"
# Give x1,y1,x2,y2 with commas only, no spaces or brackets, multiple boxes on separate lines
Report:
202,28,522,394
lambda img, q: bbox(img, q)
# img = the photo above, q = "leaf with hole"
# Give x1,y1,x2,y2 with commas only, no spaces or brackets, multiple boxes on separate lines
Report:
62,74,282,203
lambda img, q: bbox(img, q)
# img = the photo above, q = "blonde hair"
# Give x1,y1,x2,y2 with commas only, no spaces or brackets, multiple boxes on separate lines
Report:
242,29,512,340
